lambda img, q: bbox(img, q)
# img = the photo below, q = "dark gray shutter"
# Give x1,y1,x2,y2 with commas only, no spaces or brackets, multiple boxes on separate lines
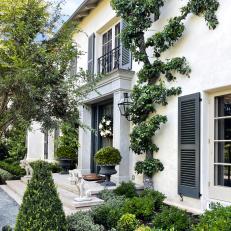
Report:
120,21,132,70
44,130,48,160
178,93,201,198
88,33,95,74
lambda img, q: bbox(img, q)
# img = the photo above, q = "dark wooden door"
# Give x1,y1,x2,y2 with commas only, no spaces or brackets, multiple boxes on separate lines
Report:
91,100,113,173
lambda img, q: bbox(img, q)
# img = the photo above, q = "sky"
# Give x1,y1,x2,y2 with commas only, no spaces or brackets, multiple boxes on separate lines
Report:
61,0,83,19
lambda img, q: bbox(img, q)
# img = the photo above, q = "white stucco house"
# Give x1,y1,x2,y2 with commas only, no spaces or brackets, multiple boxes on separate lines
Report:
27,0,231,213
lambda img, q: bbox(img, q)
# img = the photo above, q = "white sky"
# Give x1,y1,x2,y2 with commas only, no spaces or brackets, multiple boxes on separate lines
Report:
61,0,83,18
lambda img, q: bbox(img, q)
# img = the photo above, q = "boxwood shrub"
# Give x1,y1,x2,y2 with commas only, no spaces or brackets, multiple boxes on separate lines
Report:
114,181,137,198
0,168,13,182
91,196,125,230
193,204,231,231
15,160,67,230
0,161,25,177
153,206,192,231
95,146,121,165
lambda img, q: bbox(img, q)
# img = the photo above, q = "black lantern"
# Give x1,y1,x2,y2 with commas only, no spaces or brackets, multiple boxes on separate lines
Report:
118,93,132,121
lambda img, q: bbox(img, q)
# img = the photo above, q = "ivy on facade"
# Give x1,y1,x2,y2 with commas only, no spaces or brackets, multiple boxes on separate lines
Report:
111,0,220,187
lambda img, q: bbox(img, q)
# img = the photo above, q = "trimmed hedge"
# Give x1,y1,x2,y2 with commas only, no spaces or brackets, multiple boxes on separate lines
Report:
15,160,67,230
0,161,25,177
0,168,13,182
117,213,140,231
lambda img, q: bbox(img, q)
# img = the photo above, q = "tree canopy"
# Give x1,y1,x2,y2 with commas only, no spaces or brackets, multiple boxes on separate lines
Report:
0,0,92,137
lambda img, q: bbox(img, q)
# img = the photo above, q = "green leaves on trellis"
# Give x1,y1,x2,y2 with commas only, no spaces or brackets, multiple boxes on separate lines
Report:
130,115,167,155
129,83,182,124
112,0,219,178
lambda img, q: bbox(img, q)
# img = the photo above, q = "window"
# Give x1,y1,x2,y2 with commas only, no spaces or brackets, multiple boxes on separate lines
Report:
214,94,231,187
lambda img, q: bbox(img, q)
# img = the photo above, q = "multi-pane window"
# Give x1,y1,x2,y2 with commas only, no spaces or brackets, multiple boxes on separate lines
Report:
102,29,112,73
214,94,231,187
114,23,120,69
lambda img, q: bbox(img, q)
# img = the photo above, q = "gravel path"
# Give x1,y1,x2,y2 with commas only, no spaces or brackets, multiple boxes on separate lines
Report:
0,188,19,229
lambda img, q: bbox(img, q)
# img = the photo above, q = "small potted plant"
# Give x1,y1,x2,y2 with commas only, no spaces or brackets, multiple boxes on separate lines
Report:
55,146,76,174
95,146,121,186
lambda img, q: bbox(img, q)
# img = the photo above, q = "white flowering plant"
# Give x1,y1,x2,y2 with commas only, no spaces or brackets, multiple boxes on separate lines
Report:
99,115,113,138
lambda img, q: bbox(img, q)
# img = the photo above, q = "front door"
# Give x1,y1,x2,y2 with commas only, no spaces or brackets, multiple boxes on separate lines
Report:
91,100,113,173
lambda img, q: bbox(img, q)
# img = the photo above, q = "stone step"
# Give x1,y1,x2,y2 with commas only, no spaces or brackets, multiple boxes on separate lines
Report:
0,184,22,205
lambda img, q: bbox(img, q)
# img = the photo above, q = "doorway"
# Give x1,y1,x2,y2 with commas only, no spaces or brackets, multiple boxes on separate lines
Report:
91,100,113,173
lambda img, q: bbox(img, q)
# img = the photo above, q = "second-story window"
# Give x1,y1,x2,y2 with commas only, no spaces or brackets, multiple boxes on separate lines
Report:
97,21,131,75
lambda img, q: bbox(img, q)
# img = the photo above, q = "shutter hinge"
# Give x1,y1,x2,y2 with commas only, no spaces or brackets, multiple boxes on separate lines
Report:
208,138,211,144
208,181,211,187
200,98,202,102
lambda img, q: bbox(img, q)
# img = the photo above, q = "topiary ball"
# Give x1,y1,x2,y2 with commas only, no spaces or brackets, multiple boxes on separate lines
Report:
95,146,121,165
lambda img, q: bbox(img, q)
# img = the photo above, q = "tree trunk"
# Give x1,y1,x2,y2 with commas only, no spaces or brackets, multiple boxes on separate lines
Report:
143,150,154,189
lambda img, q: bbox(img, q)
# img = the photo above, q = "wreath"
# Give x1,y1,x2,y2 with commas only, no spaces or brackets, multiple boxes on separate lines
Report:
99,115,113,138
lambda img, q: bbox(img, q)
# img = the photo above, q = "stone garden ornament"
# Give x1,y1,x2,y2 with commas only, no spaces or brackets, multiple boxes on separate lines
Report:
69,169,92,202
20,157,33,178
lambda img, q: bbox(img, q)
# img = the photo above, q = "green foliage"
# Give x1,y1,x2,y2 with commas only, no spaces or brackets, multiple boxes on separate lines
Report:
0,168,13,181
153,206,192,231
146,17,185,57
95,146,121,165
47,162,62,173
135,159,164,177
114,181,137,198
1,225,13,231
0,142,8,160
130,115,167,154
117,213,140,231
0,0,98,137
0,161,25,177
123,196,154,221
135,226,152,231
193,204,231,231
112,0,219,183
15,160,67,230
98,189,116,201
91,196,125,230
56,146,77,160
67,211,103,231
140,189,166,211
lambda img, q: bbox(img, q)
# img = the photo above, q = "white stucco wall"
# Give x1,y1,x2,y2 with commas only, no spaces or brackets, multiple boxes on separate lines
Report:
73,0,231,213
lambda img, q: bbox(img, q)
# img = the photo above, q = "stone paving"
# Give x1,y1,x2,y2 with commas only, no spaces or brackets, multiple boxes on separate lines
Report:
0,188,19,229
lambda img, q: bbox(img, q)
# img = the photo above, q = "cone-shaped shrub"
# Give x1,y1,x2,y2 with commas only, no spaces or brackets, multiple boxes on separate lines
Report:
15,160,67,231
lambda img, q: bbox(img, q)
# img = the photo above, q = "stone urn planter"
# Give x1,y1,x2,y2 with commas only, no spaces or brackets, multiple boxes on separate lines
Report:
99,165,117,186
58,158,72,174
55,146,77,174
95,146,121,187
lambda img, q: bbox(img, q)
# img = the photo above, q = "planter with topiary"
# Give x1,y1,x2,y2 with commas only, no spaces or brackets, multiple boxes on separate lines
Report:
55,146,77,174
95,146,121,186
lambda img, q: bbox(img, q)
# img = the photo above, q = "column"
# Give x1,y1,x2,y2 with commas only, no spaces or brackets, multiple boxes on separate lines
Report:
78,104,92,174
112,91,131,183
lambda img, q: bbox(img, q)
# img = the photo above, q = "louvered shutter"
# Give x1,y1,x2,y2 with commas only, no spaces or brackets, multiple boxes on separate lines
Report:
120,21,132,70
88,33,95,75
178,93,201,198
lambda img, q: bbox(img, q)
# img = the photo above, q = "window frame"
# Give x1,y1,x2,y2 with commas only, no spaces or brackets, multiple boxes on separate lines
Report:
209,90,231,202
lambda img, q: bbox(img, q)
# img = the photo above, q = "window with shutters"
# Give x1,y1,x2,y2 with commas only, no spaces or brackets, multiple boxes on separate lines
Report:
97,22,131,74
214,94,231,187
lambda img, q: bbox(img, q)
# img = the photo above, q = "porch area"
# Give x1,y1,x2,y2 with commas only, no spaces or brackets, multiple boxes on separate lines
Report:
0,173,143,216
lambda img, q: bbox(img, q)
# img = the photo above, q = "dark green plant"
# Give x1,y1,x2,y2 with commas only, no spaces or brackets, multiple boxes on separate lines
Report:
0,142,8,161
140,189,166,212
123,196,154,221
114,181,137,198
56,146,77,160
111,0,220,188
0,168,13,181
47,162,62,173
15,160,67,230
117,213,140,231
135,159,164,177
95,146,121,165
153,206,192,231
91,196,125,230
0,161,25,177
67,211,103,231
193,204,231,231
1,225,12,231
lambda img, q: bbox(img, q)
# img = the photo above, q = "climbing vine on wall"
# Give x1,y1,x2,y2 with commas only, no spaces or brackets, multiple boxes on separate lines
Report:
111,0,220,188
